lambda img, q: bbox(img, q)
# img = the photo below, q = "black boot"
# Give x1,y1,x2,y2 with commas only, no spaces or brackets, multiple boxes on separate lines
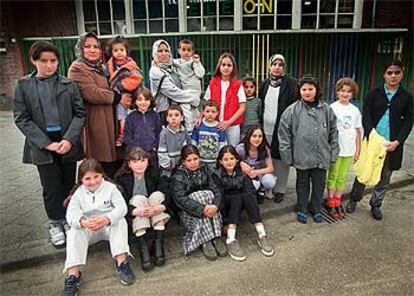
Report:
152,230,166,266
137,235,153,271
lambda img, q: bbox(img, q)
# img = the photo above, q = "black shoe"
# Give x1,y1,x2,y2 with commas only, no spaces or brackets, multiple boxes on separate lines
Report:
371,207,383,221
346,200,357,213
273,192,285,204
137,235,153,271
116,260,135,285
62,273,81,296
152,230,166,266
257,192,265,204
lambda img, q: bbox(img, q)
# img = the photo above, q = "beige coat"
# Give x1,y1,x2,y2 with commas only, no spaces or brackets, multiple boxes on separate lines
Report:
68,60,117,162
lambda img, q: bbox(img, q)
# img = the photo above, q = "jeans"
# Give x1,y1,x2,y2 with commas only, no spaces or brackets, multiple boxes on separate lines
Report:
296,168,327,214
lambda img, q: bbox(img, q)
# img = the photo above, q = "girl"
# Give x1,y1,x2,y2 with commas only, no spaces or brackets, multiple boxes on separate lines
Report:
241,77,261,138
149,39,199,127
278,76,339,224
236,124,277,203
63,159,134,296
326,78,362,219
13,41,85,248
171,145,227,261
105,35,142,146
204,53,246,146
212,145,274,262
258,54,298,204
124,87,162,167
115,147,170,271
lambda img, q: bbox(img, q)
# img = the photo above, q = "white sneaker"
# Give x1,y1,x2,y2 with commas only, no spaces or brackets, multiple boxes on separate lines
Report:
264,190,274,199
49,222,66,247
61,220,71,233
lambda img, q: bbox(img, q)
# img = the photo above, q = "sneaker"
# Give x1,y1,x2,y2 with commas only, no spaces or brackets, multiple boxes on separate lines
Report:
212,237,227,257
313,213,323,223
227,240,246,262
49,222,66,248
297,212,308,224
61,220,71,233
337,205,346,219
62,273,81,296
202,241,218,261
328,207,339,219
371,207,383,221
257,236,274,257
116,260,135,285
346,200,357,213
264,190,274,200
273,192,285,204
257,192,265,204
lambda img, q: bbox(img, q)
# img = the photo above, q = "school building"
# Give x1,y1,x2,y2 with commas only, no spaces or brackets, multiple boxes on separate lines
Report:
0,0,412,110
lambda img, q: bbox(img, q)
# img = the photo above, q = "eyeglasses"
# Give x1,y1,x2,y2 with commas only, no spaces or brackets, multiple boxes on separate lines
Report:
386,70,402,76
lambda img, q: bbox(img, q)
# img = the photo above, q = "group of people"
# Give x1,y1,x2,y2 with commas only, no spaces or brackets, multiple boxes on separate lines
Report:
13,31,413,296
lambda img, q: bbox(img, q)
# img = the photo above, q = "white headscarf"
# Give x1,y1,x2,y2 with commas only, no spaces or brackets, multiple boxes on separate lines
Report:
152,39,173,67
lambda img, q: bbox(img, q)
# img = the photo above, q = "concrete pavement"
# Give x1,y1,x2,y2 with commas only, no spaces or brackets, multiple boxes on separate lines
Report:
0,110,413,271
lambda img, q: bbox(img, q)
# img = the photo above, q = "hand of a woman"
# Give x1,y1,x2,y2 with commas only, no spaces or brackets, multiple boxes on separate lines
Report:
240,162,252,174
218,121,231,131
56,139,72,154
45,142,59,152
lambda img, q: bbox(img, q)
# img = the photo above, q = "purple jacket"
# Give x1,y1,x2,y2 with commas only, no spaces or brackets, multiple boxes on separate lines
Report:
124,109,162,155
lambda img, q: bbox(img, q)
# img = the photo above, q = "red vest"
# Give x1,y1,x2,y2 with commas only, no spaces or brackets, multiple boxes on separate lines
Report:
209,76,244,126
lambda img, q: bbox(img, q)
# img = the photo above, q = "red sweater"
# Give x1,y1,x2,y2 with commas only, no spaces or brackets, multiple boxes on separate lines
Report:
209,76,244,126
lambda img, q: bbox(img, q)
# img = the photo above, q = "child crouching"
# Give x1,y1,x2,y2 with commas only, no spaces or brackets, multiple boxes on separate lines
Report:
63,159,134,296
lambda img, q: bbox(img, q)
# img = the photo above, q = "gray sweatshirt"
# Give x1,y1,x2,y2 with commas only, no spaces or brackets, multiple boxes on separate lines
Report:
173,58,205,97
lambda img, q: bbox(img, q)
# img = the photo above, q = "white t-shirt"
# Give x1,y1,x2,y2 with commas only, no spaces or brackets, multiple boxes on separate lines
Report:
204,81,246,122
330,101,362,157
263,86,280,137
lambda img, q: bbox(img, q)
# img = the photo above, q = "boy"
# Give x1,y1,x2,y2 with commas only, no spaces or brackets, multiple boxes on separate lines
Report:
191,101,227,171
174,39,205,133
241,77,261,139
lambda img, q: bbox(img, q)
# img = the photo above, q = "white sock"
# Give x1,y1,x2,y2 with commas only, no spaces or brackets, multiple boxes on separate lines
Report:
226,228,236,244
255,223,266,238
135,229,146,237
154,225,165,231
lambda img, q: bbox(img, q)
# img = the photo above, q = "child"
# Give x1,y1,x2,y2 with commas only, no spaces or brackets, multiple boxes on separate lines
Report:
241,77,261,138
278,76,339,224
105,35,143,146
158,105,191,217
115,147,170,271
63,159,134,295
171,145,226,260
13,41,85,248
174,39,205,133
212,145,274,261
236,124,277,203
124,87,162,167
204,52,246,146
191,100,227,171
326,78,362,219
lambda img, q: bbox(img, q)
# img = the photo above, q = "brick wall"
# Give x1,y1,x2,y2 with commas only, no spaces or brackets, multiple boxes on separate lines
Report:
0,0,77,110
362,0,413,28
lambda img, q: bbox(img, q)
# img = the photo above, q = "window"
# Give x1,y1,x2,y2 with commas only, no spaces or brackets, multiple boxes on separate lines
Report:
83,0,126,35
242,0,292,30
132,0,179,33
301,0,355,29
187,0,234,32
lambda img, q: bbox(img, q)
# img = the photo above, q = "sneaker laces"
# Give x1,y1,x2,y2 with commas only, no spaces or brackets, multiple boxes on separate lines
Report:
118,261,133,277
63,275,79,293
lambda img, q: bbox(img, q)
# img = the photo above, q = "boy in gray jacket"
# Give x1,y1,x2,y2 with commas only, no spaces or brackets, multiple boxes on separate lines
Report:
278,76,339,224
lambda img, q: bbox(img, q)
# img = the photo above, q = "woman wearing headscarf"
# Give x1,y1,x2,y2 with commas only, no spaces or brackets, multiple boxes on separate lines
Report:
149,39,199,127
258,54,298,203
68,32,130,176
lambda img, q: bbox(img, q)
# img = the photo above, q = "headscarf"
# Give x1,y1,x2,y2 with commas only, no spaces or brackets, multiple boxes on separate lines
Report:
268,54,286,88
74,32,104,74
152,39,181,87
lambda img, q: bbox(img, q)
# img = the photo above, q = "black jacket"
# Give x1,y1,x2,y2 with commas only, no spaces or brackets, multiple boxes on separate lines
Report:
258,76,298,159
13,72,86,165
362,86,413,170
212,167,256,197
171,165,222,218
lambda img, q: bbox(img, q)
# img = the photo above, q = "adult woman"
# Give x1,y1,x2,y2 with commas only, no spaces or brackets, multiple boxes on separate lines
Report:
258,54,298,203
149,39,199,127
13,41,85,247
68,32,129,176
346,60,413,220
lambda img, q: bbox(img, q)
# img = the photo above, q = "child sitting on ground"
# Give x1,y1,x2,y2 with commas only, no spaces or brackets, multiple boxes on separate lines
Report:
105,35,142,146
62,159,134,296
191,100,227,171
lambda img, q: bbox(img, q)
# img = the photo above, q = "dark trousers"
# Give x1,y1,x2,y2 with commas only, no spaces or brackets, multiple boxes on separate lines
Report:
296,168,327,214
100,160,123,178
222,192,262,225
349,156,393,208
37,156,76,221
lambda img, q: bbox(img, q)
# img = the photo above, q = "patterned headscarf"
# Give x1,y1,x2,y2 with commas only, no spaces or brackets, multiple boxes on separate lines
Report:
74,32,104,73
152,39,181,87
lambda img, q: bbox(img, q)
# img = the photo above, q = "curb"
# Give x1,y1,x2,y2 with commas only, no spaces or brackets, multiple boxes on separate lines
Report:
1,175,413,273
